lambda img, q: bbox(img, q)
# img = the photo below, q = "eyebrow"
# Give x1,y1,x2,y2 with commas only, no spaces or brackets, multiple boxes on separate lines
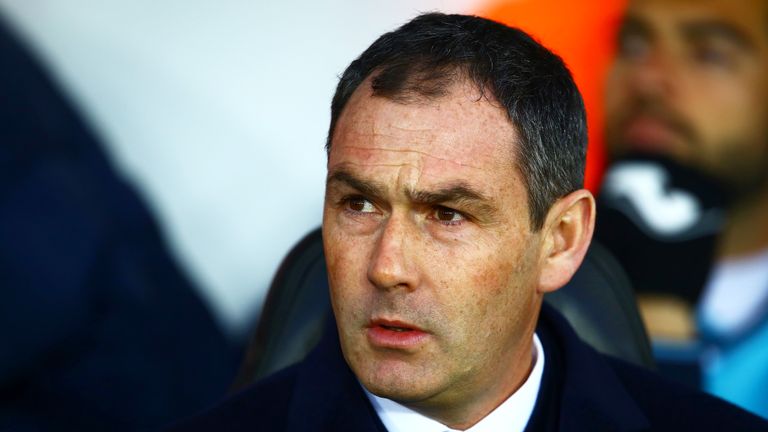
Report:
326,168,498,219
681,20,755,51
326,170,388,199
618,15,652,40
619,14,756,52
406,185,488,208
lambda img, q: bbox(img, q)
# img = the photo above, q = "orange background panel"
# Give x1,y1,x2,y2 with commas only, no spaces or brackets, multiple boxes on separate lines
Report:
478,0,627,192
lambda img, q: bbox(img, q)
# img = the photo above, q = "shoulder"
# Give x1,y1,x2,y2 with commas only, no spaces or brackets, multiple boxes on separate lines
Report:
606,356,768,431
537,304,767,430
168,365,300,432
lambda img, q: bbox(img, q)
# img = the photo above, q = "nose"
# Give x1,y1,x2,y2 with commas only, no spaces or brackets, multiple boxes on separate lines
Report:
623,48,679,100
366,215,419,291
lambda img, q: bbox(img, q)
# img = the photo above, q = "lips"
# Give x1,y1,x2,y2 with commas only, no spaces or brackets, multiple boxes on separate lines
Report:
622,116,682,154
367,319,430,349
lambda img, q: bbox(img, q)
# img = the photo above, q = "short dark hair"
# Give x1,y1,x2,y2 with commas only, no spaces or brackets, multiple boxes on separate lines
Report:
327,13,587,230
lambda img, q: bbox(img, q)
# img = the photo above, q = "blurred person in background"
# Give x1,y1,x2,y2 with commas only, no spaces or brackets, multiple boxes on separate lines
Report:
0,14,237,431
601,0,768,417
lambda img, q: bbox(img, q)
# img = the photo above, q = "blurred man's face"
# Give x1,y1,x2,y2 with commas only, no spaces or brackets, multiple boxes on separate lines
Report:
605,0,768,193
322,79,544,426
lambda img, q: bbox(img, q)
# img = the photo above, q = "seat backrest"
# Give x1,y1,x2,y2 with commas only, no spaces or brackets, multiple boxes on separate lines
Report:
234,227,654,388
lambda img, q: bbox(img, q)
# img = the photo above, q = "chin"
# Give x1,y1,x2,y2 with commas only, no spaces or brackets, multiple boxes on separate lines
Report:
353,357,438,403
363,378,433,404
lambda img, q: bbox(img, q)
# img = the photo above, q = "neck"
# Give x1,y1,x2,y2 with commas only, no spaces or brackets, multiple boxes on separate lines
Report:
717,187,768,259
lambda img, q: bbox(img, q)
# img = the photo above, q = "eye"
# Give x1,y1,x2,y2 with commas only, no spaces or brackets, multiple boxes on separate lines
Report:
343,196,377,214
617,31,650,61
431,206,466,226
692,44,734,68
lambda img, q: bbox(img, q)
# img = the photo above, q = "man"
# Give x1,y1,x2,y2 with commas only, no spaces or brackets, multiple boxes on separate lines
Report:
174,13,765,431
603,0,768,417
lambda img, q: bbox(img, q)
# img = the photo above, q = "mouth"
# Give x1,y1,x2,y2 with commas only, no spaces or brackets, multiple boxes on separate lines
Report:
380,325,410,332
371,319,422,331
624,117,676,147
619,114,689,156
366,319,430,349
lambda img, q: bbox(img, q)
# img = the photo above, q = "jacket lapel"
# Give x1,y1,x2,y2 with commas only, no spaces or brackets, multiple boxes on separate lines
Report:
537,304,649,432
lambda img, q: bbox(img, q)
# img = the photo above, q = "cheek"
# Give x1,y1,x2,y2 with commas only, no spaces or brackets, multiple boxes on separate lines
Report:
604,65,630,113
324,229,371,317
692,91,767,163
603,68,632,151
473,258,532,317
603,62,640,115
433,236,534,329
689,68,767,136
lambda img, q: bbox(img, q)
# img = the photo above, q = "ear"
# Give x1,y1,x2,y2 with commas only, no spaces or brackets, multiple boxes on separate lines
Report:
537,189,596,294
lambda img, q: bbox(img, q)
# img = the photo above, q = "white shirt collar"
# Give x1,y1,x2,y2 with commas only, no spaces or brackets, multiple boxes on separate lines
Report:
364,333,545,432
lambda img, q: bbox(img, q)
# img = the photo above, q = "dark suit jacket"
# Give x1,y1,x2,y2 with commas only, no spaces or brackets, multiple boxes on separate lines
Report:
174,304,767,431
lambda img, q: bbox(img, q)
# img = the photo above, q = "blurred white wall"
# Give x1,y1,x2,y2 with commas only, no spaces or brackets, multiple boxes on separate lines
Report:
0,0,475,337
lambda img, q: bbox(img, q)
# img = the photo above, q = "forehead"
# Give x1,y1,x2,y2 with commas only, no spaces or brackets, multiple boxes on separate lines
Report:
329,79,519,187
627,0,768,37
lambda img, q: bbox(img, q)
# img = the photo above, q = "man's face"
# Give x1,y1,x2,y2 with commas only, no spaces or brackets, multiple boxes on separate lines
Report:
322,80,545,423
605,0,768,193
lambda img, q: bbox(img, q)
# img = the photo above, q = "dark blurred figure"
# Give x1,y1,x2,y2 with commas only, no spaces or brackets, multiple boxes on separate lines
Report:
600,0,768,417
0,15,237,431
